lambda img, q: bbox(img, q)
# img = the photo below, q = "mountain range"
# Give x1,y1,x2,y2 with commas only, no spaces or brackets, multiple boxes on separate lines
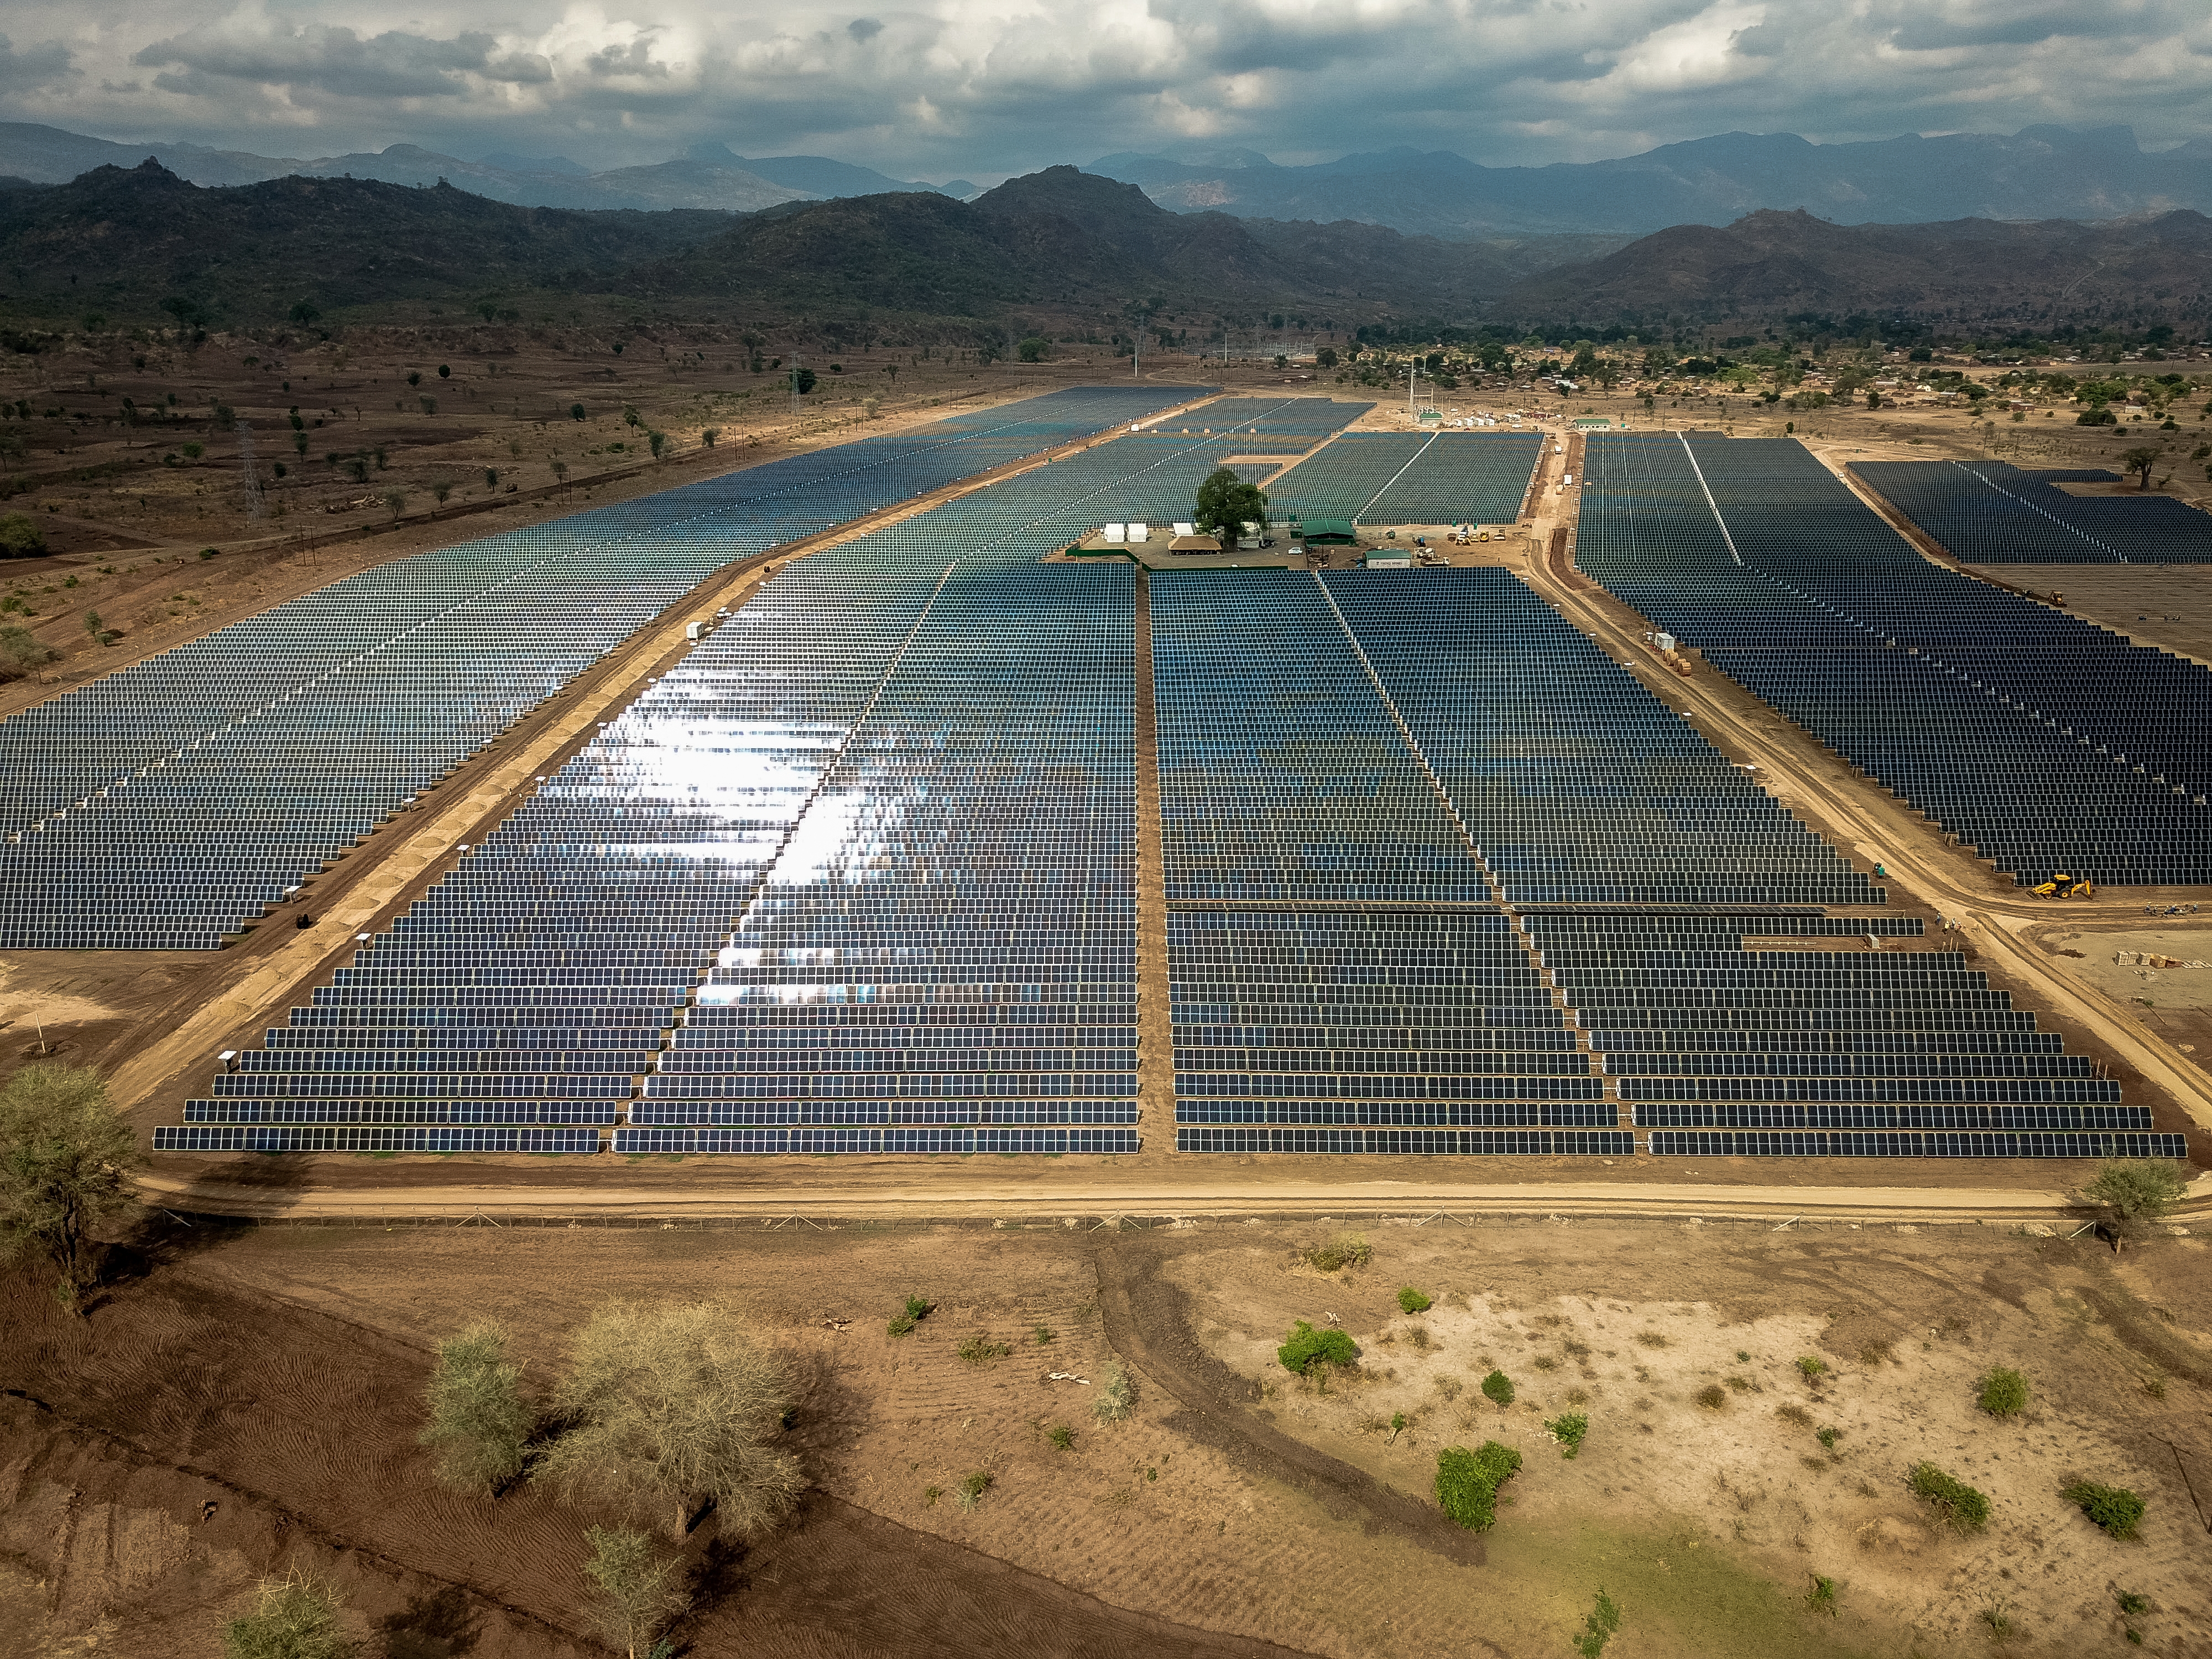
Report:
0,160,1579,333
0,123,964,215
1495,208,2212,332
1089,126,2212,239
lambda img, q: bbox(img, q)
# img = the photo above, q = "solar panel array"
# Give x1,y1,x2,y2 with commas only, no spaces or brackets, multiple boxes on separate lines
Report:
1358,434,1543,525
1266,434,1432,521
155,385,1279,1156
149,406,2183,1165
1579,434,2212,885
7,387,1198,951
1156,567,1614,1154
1853,460,2212,564
1527,911,2184,1161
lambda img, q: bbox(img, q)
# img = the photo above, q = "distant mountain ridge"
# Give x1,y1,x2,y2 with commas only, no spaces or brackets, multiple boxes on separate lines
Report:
1088,126,2212,240
0,123,952,214
1494,207,2212,330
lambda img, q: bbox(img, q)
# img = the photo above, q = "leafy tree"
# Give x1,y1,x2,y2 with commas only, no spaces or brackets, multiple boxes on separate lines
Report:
1316,346,1338,369
1193,466,1267,541
429,479,453,512
0,1063,143,1312
648,430,667,460
792,367,817,395
2119,445,2163,489
538,1300,802,1540
581,1526,687,1659
1018,336,1048,363
570,403,587,421
420,1321,533,1493
2078,1157,2188,1250
0,624,54,680
0,512,46,557
222,1573,354,1659
288,300,320,325
381,490,407,522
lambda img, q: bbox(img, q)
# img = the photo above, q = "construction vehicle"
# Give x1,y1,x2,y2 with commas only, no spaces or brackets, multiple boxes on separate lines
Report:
2030,873,2095,899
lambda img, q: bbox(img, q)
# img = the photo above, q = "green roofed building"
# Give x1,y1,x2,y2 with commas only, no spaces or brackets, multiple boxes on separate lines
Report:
1299,518,1357,545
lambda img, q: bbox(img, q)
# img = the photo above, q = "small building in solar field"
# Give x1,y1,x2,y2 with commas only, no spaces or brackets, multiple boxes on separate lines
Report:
1169,533,1222,555
1363,548,1413,568
1300,518,1357,545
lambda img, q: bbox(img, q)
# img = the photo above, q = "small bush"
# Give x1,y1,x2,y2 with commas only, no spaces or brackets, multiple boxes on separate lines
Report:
1545,1412,1589,1458
1093,1365,1134,1424
1434,1441,1522,1531
1977,1366,2029,1418
2117,1592,2150,1616
1796,1355,1828,1380
1278,1320,1359,1375
1695,1384,1726,1410
1806,1574,1838,1618
1815,1427,1842,1453
1300,1233,1372,1272
1533,1355,1557,1372
953,1470,992,1513
1033,1323,1055,1345
1396,1286,1433,1313
1481,1369,1515,1406
1048,1424,1074,1452
222,1573,353,1659
2062,1480,2145,1540
1910,1463,1991,1531
1572,1588,1623,1658
887,1294,932,1337
957,1334,1012,1365
1777,1402,1812,1428
1635,1329,1668,1348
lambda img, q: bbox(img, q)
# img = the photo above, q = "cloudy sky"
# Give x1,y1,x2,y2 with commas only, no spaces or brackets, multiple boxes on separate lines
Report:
0,0,2206,181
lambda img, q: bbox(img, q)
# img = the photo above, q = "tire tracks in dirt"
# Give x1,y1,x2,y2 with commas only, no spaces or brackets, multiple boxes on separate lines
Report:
1089,1233,1485,1567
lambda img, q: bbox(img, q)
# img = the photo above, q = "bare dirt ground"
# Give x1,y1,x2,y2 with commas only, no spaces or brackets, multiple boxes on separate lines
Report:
5,1214,2209,1657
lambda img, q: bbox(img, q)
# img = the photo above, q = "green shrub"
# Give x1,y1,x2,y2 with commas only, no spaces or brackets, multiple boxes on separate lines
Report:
1695,1384,1726,1410
1572,1588,1622,1658
1806,1574,1838,1618
1796,1355,1828,1380
1434,1441,1521,1531
1977,1366,2029,1418
1545,1412,1589,1458
1300,1232,1371,1272
418,1321,533,1493
2117,1592,2150,1616
1093,1365,1134,1424
0,512,46,557
1277,1320,1359,1375
0,624,53,680
957,1334,1012,1365
221,1573,353,1659
1481,1369,1515,1406
2063,1480,2145,1539
887,1294,932,1337
1909,1463,1991,1531
952,1469,992,1513
1396,1286,1433,1313
1048,1424,1074,1452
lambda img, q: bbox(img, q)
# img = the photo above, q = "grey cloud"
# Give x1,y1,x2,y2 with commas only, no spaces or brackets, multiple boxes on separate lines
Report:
582,38,671,81
133,23,507,100
0,33,76,93
847,18,884,43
